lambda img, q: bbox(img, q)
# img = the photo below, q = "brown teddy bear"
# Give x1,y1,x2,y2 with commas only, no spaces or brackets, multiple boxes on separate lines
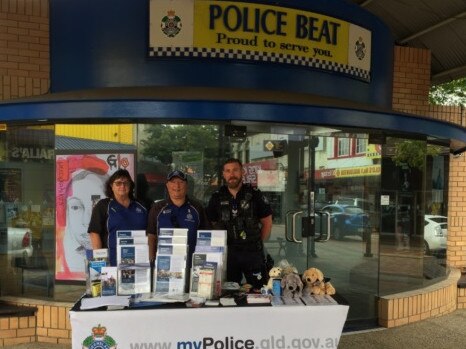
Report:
302,267,336,296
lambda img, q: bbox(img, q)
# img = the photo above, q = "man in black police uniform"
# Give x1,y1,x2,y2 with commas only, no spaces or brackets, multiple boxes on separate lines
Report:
206,158,273,290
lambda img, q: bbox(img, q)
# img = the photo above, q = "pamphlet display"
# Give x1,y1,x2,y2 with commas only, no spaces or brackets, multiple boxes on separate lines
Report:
189,230,228,299
153,228,189,295
116,230,151,295
85,249,109,297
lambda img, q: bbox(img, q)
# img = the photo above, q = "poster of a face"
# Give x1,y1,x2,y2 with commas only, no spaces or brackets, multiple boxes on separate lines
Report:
55,153,134,281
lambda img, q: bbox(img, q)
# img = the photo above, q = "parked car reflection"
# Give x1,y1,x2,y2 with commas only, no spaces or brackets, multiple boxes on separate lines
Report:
0,227,34,260
320,204,371,240
424,215,447,255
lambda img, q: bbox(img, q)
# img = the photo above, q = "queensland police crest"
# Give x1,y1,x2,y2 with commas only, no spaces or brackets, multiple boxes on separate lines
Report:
161,10,182,37
354,37,366,60
82,324,117,349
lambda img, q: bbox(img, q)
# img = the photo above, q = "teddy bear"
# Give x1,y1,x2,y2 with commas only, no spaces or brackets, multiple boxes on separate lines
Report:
302,267,336,296
265,266,283,290
281,273,303,298
278,259,298,276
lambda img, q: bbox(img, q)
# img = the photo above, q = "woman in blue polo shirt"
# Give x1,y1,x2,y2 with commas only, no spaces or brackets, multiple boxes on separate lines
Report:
88,169,148,266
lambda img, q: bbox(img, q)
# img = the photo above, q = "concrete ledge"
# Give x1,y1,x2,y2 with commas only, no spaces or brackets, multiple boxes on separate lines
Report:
378,268,460,328
0,303,37,318
0,297,73,345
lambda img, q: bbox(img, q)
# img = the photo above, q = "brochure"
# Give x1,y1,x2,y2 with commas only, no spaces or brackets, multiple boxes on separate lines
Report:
159,228,189,237
157,244,188,255
117,244,149,266
117,236,148,245
85,248,108,297
158,236,188,245
117,230,147,238
154,254,187,295
197,230,227,246
117,265,151,295
196,263,217,300
190,252,223,298
101,267,118,296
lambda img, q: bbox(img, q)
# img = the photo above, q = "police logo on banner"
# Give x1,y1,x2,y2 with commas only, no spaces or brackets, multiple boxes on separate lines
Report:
354,37,366,60
161,10,182,37
82,324,117,349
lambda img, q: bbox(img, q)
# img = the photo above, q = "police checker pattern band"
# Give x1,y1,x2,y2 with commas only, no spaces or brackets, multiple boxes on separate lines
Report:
148,46,371,82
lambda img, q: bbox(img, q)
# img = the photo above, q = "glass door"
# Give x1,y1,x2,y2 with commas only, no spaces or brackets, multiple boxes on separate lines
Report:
237,127,381,326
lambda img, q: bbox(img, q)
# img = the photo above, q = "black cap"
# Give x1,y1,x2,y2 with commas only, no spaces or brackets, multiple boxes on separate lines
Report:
167,170,187,182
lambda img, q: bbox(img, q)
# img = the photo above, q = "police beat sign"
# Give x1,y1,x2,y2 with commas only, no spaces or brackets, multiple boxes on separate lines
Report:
149,0,371,81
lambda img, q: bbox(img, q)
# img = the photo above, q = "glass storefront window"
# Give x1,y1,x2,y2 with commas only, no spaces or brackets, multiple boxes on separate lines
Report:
0,122,449,325
379,138,449,296
0,125,55,298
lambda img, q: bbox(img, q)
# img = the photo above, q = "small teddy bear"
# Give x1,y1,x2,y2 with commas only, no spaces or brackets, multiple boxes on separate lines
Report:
278,259,298,276
265,266,283,290
302,267,336,296
281,273,303,298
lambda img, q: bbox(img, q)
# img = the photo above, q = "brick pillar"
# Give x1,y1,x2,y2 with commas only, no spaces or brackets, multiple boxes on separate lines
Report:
0,0,50,101
393,46,466,270
447,154,466,268
392,46,431,115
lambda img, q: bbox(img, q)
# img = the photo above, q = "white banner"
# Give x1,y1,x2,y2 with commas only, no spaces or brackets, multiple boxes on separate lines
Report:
71,305,348,349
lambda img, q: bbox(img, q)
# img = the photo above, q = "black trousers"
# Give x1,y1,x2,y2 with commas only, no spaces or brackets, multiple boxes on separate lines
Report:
227,248,267,290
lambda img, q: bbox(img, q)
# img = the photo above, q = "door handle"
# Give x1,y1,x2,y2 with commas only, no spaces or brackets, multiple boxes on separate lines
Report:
285,210,301,242
316,211,331,242
291,211,303,243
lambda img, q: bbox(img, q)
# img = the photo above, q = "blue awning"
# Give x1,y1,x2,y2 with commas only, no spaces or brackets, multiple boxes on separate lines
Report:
1,88,464,154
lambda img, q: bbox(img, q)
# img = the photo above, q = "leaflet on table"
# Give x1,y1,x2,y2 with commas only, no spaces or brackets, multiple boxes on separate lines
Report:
116,230,147,238
153,254,187,295
282,297,305,306
301,294,338,306
190,252,223,298
246,294,271,304
117,265,151,295
158,236,188,245
157,244,188,255
196,262,217,300
101,267,118,296
80,295,131,310
197,230,227,246
134,292,190,304
117,236,148,245
159,228,188,237
117,244,149,265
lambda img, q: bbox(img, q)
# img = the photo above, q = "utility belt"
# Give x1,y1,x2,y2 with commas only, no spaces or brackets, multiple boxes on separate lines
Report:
229,240,263,253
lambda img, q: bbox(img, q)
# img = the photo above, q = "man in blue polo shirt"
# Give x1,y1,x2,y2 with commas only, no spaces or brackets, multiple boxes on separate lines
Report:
146,170,210,268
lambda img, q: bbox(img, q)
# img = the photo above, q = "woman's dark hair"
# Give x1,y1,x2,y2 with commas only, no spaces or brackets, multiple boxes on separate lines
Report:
105,169,135,200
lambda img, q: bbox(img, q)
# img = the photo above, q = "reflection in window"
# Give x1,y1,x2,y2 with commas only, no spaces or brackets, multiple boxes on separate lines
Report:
337,138,350,157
